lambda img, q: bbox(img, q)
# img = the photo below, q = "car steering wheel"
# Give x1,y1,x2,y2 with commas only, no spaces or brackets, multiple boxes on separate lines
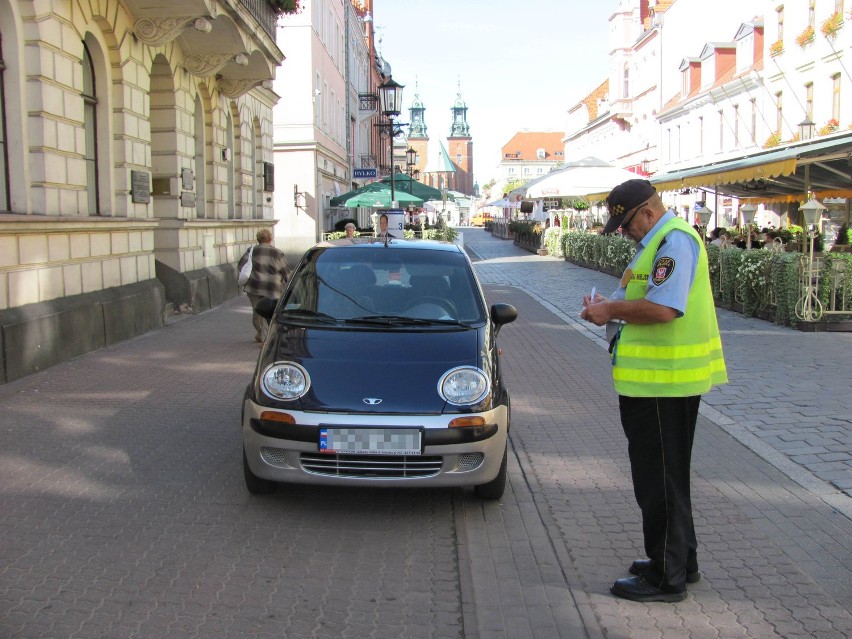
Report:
405,296,458,319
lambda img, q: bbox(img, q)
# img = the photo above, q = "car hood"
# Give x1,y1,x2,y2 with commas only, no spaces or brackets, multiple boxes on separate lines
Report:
263,326,485,413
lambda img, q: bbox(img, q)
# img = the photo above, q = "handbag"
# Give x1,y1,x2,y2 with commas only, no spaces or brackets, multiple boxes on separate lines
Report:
238,246,254,287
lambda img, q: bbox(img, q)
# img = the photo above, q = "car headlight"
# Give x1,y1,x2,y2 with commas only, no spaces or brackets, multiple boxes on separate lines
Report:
261,362,310,400
438,366,489,406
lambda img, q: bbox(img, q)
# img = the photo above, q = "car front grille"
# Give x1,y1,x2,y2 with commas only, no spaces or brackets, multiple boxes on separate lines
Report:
300,453,443,478
458,453,484,470
261,447,289,466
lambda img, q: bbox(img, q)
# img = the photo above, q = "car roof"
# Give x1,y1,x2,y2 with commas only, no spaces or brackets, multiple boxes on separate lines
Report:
316,238,464,253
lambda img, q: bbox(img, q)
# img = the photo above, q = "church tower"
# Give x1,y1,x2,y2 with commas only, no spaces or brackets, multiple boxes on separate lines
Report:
447,81,473,195
406,84,429,181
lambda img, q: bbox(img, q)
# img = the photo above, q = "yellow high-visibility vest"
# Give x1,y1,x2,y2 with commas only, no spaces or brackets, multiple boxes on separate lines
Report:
613,217,728,397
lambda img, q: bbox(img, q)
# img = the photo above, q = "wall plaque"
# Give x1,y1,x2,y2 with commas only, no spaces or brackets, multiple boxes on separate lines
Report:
263,161,274,192
180,191,197,208
131,170,150,204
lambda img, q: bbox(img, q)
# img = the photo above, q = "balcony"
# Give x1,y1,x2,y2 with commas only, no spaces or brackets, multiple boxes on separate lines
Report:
125,0,282,97
241,0,278,40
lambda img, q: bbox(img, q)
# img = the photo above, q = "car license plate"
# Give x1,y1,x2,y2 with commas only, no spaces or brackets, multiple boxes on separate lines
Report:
318,427,422,455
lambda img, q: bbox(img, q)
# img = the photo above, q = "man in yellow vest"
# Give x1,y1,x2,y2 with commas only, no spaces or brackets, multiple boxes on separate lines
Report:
581,179,727,602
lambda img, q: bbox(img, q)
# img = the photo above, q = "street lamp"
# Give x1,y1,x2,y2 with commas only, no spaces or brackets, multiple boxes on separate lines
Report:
695,204,719,232
798,118,815,141
796,197,827,321
377,78,405,206
405,147,417,194
740,202,758,249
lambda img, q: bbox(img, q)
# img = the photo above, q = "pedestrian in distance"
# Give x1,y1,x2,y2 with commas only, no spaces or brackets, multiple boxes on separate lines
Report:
240,229,289,343
580,179,728,603
344,222,356,239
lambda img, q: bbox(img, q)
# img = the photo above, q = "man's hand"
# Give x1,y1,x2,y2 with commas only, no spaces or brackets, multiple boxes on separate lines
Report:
581,296,610,326
581,297,678,326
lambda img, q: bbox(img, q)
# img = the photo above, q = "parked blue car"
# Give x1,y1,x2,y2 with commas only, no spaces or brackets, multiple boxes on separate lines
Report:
242,237,517,499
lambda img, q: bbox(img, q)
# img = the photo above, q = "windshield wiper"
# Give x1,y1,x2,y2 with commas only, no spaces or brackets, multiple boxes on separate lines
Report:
278,309,339,324
346,315,469,327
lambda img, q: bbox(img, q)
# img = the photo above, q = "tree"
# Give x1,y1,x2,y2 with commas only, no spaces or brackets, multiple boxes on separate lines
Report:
503,179,526,195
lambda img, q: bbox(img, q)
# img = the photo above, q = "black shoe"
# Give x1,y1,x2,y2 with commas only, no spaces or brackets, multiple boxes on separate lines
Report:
610,576,686,603
629,559,701,584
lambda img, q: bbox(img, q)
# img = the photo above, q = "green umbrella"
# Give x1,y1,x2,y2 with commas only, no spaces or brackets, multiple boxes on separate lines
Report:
379,173,444,201
330,181,424,207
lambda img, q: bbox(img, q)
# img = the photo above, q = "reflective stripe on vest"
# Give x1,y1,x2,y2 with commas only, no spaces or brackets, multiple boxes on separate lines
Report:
613,217,728,397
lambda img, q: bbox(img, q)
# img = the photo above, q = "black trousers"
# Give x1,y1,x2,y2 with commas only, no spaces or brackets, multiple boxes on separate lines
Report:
618,395,701,592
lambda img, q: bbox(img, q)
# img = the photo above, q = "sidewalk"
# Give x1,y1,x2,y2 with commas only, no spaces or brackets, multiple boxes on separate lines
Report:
0,231,850,638
460,228,852,637
462,229,852,509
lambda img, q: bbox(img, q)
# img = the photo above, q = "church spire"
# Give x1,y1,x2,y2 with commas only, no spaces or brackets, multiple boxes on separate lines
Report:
407,78,428,139
449,78,470,137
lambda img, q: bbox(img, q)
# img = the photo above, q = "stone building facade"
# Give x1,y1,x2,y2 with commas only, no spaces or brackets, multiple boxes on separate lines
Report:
0,0,283,383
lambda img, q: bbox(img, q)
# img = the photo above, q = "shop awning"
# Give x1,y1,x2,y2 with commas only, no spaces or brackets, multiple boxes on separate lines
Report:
648,133,852,201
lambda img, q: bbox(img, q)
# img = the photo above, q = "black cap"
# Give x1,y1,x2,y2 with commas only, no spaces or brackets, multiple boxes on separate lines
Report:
603,179,657,234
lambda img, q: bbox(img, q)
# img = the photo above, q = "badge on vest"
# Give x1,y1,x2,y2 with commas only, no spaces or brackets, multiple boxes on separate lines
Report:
651,257,675,285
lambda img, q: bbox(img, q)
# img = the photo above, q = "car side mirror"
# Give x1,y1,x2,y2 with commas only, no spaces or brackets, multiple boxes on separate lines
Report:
254,297,278,321
490,303,517,335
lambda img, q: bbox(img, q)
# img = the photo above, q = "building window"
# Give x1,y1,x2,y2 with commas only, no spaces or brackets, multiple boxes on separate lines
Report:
698,116,704,154
249,121,256,219
718,109,724,151
456,154,461,164
536,148,545,159
777,6,784,41
676,125,681,161
623,63,630,98
226,110,235,218
666,128,671,163
833,73,841,120
0,34,9,211
194,95,206,218
315,73,321,126
805,82,813,120
750,98,757,144
809,0,816,28
82,43,100,215
775,91,783,134
733,104,740,148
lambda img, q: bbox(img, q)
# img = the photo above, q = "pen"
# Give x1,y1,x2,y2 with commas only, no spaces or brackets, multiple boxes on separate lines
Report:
590,286,596,301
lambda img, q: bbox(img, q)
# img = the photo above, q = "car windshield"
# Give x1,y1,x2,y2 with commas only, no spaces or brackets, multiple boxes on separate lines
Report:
279,246,486,325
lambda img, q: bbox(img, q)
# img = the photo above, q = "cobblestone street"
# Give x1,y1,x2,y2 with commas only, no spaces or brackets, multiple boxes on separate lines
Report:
0,230,850,638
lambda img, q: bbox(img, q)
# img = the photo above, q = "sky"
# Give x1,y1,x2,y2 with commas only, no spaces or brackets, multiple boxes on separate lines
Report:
374,0,615,187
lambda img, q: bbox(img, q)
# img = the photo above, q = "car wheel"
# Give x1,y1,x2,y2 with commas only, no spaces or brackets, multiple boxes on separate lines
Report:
474,443,507,500
243,446,277,495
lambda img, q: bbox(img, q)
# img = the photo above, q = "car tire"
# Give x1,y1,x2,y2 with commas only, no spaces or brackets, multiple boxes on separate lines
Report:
474,443,507,500
243,447,277,495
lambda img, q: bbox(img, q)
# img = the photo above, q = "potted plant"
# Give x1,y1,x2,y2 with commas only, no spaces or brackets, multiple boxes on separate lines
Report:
764,131,782,148
769,39,784,56
796,25,815,47
821,11,844,38
830,223,851,252
818,118,840,135
268,0,302,14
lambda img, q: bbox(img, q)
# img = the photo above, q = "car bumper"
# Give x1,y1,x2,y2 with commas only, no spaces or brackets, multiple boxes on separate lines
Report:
242,399,508,488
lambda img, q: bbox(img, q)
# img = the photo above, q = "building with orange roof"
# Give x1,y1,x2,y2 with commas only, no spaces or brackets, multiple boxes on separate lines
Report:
495,131,565,194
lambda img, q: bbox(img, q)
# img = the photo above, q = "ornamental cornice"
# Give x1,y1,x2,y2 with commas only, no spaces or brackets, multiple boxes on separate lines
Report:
186,53,240,77
218,78,270,99
134,16,210,47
